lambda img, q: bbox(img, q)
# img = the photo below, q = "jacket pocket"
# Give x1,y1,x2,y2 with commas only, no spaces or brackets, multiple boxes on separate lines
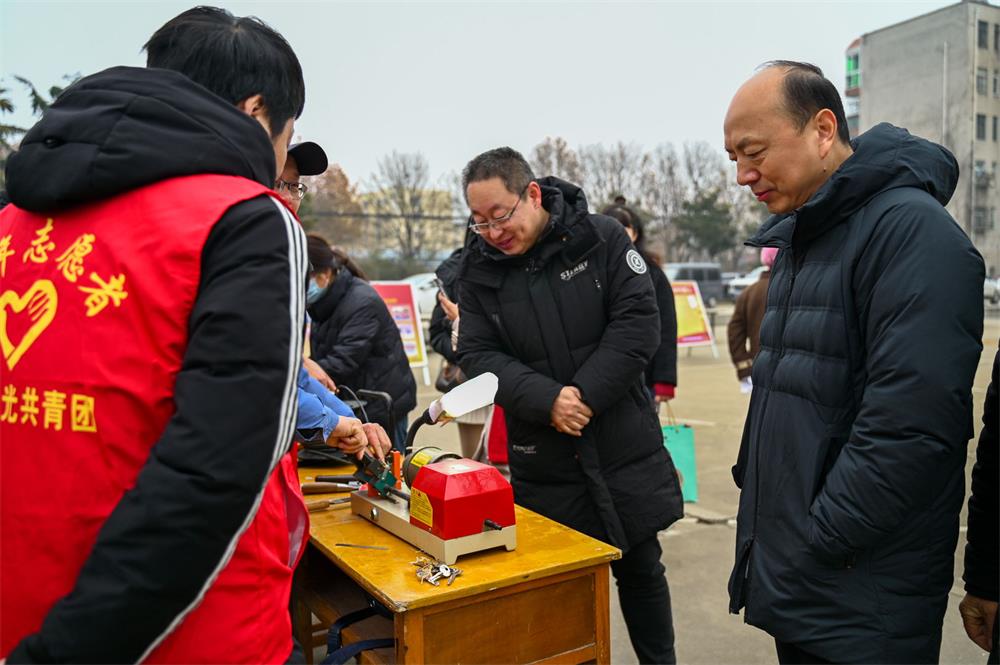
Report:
728,537,754,613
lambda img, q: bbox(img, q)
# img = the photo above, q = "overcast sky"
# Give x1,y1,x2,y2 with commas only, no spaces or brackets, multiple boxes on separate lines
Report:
1,0,954,188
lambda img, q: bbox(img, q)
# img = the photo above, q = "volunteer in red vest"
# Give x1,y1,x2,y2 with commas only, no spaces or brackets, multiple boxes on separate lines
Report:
1,7,315,663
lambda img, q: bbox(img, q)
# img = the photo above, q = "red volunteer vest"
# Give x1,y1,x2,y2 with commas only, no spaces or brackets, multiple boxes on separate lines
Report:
0,174,309,663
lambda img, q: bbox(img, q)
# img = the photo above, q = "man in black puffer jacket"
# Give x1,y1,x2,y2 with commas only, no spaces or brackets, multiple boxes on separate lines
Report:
456,147,684,664
724,61,984,664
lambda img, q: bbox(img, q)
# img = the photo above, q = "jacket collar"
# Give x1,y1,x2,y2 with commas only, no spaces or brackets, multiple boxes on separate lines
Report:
308,268,351,321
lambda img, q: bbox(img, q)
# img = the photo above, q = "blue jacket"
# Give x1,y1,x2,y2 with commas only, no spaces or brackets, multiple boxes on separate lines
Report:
296,366,354,441
729,124,984,663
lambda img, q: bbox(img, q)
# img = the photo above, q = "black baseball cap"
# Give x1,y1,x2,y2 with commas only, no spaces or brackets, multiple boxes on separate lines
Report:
287,141,328,176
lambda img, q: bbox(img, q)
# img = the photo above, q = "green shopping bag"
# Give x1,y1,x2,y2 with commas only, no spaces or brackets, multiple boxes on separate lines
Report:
662,404,698,503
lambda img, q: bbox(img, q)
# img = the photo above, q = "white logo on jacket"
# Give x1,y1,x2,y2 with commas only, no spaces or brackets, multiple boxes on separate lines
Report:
560,260,589,281
626,250,647,274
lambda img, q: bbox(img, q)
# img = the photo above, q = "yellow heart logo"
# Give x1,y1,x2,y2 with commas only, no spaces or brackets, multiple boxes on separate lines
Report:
0,280,58,371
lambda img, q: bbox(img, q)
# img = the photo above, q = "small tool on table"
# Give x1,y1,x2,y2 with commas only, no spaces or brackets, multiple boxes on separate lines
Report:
334,543,388,551
314,474,358,484
306,497,352,512
301,481,361,494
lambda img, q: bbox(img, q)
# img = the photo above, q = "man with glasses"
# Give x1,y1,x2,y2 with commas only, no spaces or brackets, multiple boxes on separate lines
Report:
276,141,327,215
456,147,684,664
276,141,395,462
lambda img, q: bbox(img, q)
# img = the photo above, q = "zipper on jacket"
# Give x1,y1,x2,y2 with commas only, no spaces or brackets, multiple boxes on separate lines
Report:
594,277,602,291
744,246,797,623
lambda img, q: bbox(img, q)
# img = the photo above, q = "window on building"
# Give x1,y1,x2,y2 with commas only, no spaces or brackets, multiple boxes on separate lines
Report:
845,52,860,90
978,67,988,95
994,116,998,141
974,206,993,233
977,113,988,140
979,20,989,49
995,23,999,51
994,69,999,97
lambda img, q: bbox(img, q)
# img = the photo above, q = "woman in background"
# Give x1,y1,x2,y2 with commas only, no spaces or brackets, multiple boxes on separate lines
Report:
306,234,417,451
601,203,678,404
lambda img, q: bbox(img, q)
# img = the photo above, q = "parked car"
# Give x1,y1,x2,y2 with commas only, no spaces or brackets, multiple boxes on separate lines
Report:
727,266,769,299
665,262,725,306
403,272,439,319
985,277,1000,305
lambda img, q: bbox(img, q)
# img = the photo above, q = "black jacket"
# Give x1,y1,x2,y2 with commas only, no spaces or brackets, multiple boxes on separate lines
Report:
729,124,984,663
5,67,305,663
964,345,999,602
457,176,683,551
645,256,678,388
429,247,463,363
309,269,417,425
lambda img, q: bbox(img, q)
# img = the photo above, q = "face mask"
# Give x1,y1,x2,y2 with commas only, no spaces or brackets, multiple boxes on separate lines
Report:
306,278,328,305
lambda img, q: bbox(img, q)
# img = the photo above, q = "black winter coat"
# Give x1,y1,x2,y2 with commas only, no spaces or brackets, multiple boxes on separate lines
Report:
429,248,463,363
729,123,985,663
457,177,683,551
309,269,417,425
964,345,999,602
3,67,305,663
645,258,678,389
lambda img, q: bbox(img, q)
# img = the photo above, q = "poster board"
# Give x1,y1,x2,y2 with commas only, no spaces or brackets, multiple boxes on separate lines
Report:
672,280,717,356
371,281,431,385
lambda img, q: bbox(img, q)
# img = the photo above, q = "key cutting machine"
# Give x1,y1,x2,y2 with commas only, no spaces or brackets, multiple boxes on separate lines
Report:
349,373,516,564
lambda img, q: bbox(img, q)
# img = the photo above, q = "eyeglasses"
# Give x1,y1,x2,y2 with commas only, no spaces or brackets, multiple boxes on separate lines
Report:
468,184,530,235
275,179,308,200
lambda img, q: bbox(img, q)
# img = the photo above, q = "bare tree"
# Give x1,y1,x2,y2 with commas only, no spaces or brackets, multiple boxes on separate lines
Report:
682,141,728,196
298,165,365,250
640,143,688,263
579,141,650,210
365,151,458,261
530,136,583,185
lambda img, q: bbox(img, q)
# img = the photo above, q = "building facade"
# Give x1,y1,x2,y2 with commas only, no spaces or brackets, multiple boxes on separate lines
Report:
849,0,1000,274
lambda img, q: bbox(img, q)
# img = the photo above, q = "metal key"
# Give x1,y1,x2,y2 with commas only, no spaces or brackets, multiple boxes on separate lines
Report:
447,569,463,586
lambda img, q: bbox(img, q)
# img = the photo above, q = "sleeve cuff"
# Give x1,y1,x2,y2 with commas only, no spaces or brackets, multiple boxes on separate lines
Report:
654,383,675,398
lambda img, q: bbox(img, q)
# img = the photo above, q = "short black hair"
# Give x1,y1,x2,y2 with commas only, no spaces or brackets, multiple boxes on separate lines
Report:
760,60,850,146
462,147,535,202
144,6,305,135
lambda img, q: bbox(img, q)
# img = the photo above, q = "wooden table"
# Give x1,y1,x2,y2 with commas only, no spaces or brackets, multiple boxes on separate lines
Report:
293,465,620,664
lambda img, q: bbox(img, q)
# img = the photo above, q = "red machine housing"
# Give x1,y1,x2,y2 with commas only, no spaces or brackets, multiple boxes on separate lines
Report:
408,459,515,539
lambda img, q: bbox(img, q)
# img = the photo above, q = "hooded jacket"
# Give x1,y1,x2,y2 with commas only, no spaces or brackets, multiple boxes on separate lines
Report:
457,177,683,550
963,344,998,603
1,66,306,664
308,268,417,426
728,124,984,663
644,255,678,390
429,247,463,363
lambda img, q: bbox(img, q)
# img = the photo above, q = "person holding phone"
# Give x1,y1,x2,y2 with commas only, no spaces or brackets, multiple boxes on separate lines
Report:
429,246,490,458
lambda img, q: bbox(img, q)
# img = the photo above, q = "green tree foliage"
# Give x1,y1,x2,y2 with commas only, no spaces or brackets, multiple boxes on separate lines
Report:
673,189,738,259
1,74,79,189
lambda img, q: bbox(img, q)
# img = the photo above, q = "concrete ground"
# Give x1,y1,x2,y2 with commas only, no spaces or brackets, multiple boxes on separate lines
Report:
407,306,999,664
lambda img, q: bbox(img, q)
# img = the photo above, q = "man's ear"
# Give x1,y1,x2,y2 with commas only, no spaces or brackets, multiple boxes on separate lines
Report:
814,108,839,160
236,94,272,137
527,181,542,207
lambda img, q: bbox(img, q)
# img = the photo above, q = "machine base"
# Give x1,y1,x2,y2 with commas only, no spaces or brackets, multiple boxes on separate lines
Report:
351,491,516,564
